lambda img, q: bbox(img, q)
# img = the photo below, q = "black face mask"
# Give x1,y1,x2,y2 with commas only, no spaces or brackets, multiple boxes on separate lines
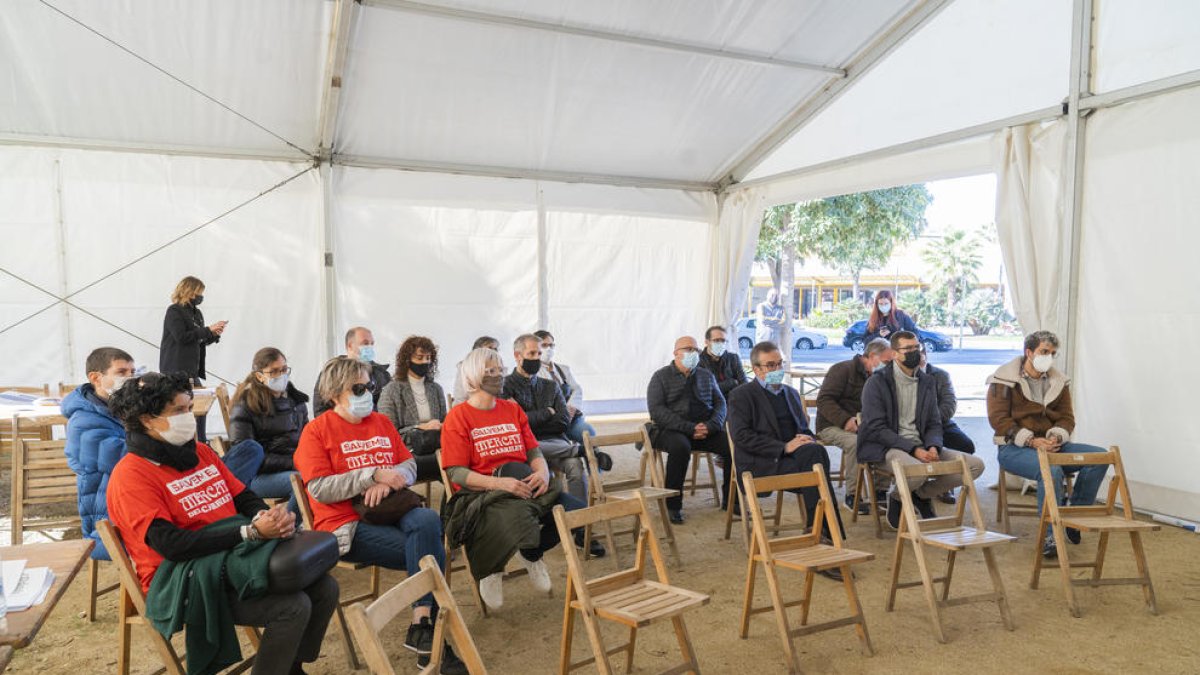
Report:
521,358,542,376
192,294,204,306
409,362,431,378
901,350,921,369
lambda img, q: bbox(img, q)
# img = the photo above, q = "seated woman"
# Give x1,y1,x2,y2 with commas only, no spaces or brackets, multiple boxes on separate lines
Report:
377,336,445,484
441,347,586,609
230,347,309,509
106,372,336,675
295,357,464,674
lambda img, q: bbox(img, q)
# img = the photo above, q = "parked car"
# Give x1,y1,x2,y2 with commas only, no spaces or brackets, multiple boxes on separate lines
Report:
842,320,953,353
733,318,829,351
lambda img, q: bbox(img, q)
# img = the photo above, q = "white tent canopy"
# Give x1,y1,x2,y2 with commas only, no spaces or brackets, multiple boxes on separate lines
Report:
2,0,1199,520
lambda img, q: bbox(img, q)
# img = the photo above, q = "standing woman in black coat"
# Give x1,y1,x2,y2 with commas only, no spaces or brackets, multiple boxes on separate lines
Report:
159,276,227,442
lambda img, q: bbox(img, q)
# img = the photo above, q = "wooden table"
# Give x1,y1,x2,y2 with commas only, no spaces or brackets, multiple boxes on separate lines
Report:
0,539,93,649
787,367,829,399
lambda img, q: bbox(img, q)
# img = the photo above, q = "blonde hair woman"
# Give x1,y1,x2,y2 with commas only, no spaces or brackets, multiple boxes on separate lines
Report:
159,276,227,442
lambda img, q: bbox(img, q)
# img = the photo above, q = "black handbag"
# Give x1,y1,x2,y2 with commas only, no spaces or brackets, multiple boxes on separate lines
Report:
352,487,426,525
267,530,339,594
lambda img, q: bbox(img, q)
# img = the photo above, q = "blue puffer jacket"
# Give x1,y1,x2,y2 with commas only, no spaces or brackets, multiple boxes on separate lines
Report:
63,384,127,560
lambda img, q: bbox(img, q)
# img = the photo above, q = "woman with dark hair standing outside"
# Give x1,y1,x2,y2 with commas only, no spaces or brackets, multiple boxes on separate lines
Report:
377,336,445,483
159,276,227,442
230,347,310,508
864,289,919,345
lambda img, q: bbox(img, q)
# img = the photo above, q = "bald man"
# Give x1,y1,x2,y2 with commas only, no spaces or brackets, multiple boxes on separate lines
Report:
646,336,731,524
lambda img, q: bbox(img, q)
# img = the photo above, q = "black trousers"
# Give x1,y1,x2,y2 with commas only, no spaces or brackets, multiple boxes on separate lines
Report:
655,428,731,511
772,443,847,540
942,421,976,454
226,573,339,675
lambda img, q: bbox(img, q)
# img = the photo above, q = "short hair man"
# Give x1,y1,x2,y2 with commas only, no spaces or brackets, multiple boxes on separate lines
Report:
987,330,1107,557
63,347,136,560
313,326,390,416
646,336,732,524
920,346,975,505
502,334,604,557
698,325,748,399
728,342,847,579
858,331,985,529
533,329,596,445
815,337,891,514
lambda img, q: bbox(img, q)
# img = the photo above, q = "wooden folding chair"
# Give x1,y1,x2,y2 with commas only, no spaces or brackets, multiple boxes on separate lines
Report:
996,465,1074,534
849,462,890,538
722,423,806,549
554,493,710,675
345,555,487,674
884,456,1016,643
580,430,680,568
0,384,51,396
290,473,381,669
85,555,121,622
11,438,80,545
1030,446,1160,617
96,520,260,675
213,383,233,434
641,423,721,505
58,382,82,397
739,466,873,673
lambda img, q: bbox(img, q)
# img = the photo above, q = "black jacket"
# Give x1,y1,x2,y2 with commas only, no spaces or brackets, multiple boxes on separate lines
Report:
698,350,747,398
925,363,958,424
863,309,918,345
727,382,814,478
501,370,570,439
228,383,310,474
159,302,218,380
311,360,390,417
857,362,943,464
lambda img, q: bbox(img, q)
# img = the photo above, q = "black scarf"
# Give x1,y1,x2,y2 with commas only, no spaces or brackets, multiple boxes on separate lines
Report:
126,430,199,471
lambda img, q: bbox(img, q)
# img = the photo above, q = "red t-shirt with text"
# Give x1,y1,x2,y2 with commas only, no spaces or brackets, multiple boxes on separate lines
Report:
107,443,244,593
440,398,538,489
294,411,413,532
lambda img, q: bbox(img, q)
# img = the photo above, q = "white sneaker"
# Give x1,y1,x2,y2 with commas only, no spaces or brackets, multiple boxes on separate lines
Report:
479,572,504,608
520,557,552,593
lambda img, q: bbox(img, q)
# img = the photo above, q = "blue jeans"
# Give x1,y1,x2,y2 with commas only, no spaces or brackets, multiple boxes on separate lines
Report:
521,492,586,562
221,439,264,489
566,415,598,447
997,442,1108,514
342,508,446,608
250,470,299,514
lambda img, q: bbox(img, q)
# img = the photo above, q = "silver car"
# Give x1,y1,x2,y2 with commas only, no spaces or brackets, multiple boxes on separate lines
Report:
733,318,828,351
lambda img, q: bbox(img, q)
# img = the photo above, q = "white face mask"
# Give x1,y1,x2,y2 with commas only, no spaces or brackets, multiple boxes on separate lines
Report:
265,373,289,393
158,412,197,446
540,347,555,363
709,341,727,357
347,391,374,418
878,302,892,315
104,374,131,398
1032,353,1054,373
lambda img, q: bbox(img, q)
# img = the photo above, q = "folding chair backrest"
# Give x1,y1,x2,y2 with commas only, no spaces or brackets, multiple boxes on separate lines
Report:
214,384,232,432
553,493,670,595
434,449,456,494
58,383,81,396
290,472,317,530
1038,446,1122,519
1,384,51,396
890,457,984,534
12,438,79,544
97,520,150,614
742,466,838,555
209,436,228,457
581,430,644,499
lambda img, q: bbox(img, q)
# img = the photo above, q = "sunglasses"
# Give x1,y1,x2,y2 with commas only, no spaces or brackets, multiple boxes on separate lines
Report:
350,381,377,397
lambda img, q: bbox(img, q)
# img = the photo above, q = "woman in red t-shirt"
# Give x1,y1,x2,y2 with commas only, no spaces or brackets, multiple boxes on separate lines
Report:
441,347,586,610
294,357,463,673
106,372,336,675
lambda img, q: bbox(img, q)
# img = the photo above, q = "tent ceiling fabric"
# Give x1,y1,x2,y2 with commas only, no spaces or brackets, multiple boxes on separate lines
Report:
1,0,921,184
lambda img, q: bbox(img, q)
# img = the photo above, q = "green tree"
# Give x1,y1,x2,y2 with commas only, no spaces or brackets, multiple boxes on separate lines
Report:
961,289,1013,335
921,228,983,322
755,204,800,354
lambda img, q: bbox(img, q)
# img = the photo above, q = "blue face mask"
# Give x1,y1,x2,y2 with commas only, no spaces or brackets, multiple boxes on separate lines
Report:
709,341,727,357
356,345,376,363
764,369,786,386
347,391,374,418
680,351,700,370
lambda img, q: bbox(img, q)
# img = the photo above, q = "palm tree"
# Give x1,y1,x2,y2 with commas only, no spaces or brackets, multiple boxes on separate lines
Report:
922,229,983,322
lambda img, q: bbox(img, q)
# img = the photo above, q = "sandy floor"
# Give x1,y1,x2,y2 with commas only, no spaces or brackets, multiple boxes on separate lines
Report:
5,416,1200,674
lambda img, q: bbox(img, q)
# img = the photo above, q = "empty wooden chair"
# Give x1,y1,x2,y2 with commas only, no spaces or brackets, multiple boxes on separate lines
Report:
850,462,891,538
11,438,80,545
884,456,1016,643
722,422,807,549
96,520,260,675
739,466,873,673
995,465,1073,534
290,473,381,669
580,430,680,568
345,555,487,675
1030,446,1160,617
554,493,709,675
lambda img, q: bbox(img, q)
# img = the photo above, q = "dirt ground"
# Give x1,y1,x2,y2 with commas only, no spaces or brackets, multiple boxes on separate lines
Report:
5,416,1199,674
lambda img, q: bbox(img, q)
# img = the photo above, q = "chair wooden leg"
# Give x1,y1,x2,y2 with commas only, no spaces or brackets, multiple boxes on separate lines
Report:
88,557,100,622
625,626,638,673
997,469,1009,532
334,605,363,670
739,556,758,638
867,467,882,538
911,541,948,644
983,547,1015,631
1051,521,1080,618
850,465,866,524
655,497,682,567
799,569,815,626
579,610,614,675
1029,514,1049,589
885,527,905,612
370,565,381,599
601,517,621,570
707,452,720,505
1093,531,1111,580
1129,531,1158,615
559,578,577,674
723,479,738,541
688,454,699,496
841,564,874,656
671,616,702,675
763,563,800,674
117,588,134,675
940,550,957,602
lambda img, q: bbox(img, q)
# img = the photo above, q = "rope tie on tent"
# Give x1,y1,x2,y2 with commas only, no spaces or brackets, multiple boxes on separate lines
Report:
0,165,315,387
36,0,315,159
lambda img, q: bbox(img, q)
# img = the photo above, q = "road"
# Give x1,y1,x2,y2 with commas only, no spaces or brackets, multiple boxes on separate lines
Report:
763,345,1020,368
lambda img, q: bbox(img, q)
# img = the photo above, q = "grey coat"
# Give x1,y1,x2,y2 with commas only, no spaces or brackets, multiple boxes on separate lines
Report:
377,378,447,454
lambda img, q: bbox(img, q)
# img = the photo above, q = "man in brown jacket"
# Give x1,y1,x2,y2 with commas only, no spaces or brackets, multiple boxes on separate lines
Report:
816,337,891,513
987,330,1107,558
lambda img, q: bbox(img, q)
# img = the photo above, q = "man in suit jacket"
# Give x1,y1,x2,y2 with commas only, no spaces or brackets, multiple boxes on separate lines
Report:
728,341,846,579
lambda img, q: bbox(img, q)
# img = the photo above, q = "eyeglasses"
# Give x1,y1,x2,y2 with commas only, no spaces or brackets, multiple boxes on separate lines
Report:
755,360,783,369
350,381,377,397
675,347,699,354
261,366,292,377
897,346,920,354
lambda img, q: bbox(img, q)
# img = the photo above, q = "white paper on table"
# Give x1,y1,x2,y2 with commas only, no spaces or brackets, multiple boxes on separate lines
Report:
2,558,26,595
5,566,56,612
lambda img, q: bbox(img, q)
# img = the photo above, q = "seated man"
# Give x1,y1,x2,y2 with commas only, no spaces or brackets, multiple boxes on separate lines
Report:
920,346,975,504
698,325,747,400
859,331,984,529
534,330,596,446
63,347,137,562
647,336,731,524
728,342,847,580
987,330,1107,558
815,337,891,514
453,335,499,404
312,326,390,416
502,334,604,557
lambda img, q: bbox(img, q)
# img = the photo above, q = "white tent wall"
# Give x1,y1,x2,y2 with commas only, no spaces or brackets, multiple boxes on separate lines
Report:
1072,86,1200,523
1093,0,1200,94
0,145,326,402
